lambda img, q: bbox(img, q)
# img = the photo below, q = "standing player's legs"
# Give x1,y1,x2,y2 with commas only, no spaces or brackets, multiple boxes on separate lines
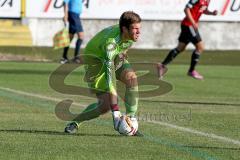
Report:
61,12,84,64
188,26,204,80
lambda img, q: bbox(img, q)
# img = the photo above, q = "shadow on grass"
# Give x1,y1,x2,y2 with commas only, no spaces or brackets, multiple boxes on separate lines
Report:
142,100,240,107
0,69,51,75
0,129,119,137
182,145,240,151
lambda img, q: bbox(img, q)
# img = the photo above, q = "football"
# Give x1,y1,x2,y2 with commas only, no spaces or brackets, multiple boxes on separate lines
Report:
118,115,138,136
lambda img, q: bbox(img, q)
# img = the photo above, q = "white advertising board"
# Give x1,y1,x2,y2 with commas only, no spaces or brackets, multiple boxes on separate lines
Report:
25,0,240,21
0,0,21,18
25,0,64,18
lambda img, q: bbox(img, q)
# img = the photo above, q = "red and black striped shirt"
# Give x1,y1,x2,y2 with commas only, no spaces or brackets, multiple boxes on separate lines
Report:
182,0,210,26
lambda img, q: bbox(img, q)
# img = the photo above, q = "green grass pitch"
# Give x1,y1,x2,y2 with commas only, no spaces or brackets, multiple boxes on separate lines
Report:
0,47,239,160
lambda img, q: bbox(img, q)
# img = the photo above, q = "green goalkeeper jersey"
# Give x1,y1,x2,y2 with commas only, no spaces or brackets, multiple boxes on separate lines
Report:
84,25,134,94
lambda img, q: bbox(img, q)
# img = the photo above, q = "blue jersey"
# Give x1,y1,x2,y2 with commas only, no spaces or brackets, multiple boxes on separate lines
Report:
64,0,83,15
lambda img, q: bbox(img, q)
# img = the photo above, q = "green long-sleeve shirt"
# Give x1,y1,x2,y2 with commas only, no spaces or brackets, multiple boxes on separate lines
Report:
84,25,133,93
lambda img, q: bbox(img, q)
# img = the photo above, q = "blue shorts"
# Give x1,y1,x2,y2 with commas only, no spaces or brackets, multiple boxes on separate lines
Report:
68,12,83,34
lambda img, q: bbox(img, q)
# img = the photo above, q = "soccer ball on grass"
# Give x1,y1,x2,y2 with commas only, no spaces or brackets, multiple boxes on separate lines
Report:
117,115,138,136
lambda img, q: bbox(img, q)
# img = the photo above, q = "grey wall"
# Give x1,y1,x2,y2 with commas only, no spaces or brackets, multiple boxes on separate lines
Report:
28,18,240,50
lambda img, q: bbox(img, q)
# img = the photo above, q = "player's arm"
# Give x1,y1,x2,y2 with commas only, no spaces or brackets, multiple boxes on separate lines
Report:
104,40,118,104
204,9,218,16
63,0,69,25
184,6,197,29
184,0,199,29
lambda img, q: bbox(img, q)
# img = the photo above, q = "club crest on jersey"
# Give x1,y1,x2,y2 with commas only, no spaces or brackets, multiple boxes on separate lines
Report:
106,43,116,52
121,42,131,49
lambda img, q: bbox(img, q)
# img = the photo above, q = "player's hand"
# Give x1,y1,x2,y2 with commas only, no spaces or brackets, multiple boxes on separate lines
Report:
212,10,218,16
63,16,69,27
63,15,68,23
192,23,198,30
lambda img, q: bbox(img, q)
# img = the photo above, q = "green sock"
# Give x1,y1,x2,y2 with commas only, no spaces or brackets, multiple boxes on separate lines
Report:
73,103,101,124
125,86,139,116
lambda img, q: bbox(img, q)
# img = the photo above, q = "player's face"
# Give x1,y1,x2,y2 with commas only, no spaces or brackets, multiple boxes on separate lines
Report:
123,23,141,42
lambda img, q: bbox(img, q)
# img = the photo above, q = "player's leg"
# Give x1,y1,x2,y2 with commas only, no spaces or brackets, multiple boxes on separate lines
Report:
65,56,109,133
188,26,204,80
157,42,187,79
157,25,189,79
116,64,138,117
61,12,76,64
61,33,74,64
74,31,84,63
116,63,143,136
65,56,121,133
162,42,186,66
74,93,112,122
65,92,112,133
73,16,84,63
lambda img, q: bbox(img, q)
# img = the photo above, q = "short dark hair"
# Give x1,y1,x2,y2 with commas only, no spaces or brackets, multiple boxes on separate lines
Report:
119,11,141,33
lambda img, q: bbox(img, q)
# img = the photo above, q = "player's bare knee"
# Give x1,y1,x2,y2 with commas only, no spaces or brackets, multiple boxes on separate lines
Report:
196,43,204,53
126,71,137,79
77,33,84,39
200,45,204,53
196,48,204,54
125,72,138,87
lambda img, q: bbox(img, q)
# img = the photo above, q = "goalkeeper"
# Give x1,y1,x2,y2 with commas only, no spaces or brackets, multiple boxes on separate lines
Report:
64,11,142,136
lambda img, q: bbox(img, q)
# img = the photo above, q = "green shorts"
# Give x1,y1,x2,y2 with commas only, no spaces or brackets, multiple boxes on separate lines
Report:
84,58,132,94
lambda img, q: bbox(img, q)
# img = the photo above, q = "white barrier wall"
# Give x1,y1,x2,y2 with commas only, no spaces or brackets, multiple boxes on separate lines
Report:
28,18,240,50
2,0,239,49
24,0,240,21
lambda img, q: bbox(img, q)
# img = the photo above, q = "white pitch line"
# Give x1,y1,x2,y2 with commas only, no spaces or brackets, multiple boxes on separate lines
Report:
0,87,86,107
149,120,240,146
0,86,240,146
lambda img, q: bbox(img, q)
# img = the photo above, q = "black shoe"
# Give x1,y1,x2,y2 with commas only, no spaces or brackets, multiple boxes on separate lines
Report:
64,122,78,134
133,130,144,137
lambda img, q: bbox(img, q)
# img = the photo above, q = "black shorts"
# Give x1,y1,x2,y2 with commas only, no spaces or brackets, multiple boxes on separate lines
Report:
178,25,202,45
68,12,83,34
